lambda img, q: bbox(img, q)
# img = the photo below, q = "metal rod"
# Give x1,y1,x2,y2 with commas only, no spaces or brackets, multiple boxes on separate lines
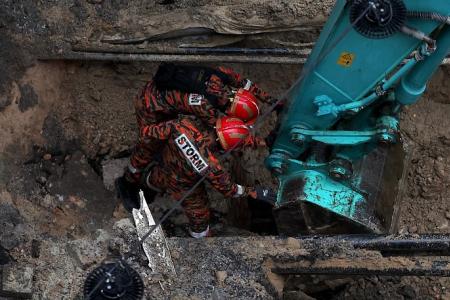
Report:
272,266,450,277
351,235,450,256
299,234,450,256
71,46,311,56
40,52,307,64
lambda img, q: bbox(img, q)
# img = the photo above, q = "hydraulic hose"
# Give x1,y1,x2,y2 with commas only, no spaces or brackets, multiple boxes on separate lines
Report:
407,11,450,25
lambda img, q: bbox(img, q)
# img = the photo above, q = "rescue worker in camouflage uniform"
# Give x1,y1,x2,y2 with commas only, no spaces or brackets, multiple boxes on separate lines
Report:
125,63,275,185
141,115,275,237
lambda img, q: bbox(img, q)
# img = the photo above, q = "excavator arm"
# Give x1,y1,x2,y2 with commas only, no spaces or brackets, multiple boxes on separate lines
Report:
265,0,450,234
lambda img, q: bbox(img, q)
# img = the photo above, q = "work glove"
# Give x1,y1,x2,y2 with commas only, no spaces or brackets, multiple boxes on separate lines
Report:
248,186,277,206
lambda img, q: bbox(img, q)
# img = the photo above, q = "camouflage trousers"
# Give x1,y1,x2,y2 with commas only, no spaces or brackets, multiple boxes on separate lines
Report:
148,166,210,233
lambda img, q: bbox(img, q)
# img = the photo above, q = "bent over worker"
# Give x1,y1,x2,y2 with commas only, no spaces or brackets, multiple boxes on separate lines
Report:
126,63,275,186
139,115,275,238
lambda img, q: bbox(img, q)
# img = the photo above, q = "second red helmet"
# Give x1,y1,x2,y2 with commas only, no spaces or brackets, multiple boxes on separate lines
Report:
216,116,251,151
226,88,259,124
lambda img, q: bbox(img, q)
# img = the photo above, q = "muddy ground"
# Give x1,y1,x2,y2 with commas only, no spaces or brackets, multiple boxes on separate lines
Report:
0,0,450,299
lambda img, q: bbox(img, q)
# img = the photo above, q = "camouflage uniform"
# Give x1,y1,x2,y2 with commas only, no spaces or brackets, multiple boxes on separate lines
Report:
145,116,251,233
128,66,273,182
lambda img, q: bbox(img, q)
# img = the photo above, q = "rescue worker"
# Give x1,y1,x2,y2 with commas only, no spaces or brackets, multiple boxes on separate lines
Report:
137,115,276,237
126,63,275,186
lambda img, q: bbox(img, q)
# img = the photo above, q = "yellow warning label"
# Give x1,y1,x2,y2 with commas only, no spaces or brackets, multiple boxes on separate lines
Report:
337,52,355,67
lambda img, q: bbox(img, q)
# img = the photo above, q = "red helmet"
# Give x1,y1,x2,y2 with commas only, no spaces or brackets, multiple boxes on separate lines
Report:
226,89,259,124
216,116,250,151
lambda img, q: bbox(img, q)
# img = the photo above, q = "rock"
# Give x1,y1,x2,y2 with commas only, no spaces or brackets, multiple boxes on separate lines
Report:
31,239,41,258
102,158,129,191
438,219,449,230
434,161,446,179
0,204,25,250
95,229,111,243
215,270,227,286
89,89,103,102
36,176,47,185
409,225,418,233
445,211,450,220
0,95,12,111
2,265,34,294
18,84,39,112
108,237,132,254
66,236,109,268
113,218,135,235
40,194,57,209
98,142,111,156
0,246,10,265
68,195,86,208
43,153,52,160
284,290,316,300
286,237,301,249
93,133,102,145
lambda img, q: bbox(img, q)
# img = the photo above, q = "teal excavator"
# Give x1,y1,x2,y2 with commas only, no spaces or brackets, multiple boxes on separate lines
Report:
266,0,450,235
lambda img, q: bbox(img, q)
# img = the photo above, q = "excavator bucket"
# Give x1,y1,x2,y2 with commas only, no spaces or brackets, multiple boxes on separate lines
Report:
273,143,409,235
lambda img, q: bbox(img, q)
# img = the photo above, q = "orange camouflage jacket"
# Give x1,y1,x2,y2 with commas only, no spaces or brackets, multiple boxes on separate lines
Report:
150,116,248,198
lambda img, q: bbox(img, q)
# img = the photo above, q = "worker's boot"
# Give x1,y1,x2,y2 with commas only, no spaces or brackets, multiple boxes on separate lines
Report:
115,175,140,212
188,225,212,238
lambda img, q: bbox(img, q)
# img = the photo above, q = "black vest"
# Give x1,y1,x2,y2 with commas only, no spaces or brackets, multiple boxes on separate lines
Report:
153,63,232,108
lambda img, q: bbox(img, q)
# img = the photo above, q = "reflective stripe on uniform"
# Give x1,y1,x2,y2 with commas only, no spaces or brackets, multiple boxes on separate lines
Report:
174,134,209,174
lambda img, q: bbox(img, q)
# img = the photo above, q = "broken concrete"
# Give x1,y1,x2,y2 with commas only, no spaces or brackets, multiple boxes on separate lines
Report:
66,229,111,269
2,265,34,294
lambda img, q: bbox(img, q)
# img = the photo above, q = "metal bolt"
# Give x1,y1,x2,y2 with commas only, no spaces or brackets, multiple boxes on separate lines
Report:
272,167,283,176
330,171,343,180
291,133,306,146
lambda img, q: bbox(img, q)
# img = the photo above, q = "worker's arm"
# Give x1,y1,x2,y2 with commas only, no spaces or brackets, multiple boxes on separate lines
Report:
216,66,277,105
203,148,252,198
204,156,275,204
